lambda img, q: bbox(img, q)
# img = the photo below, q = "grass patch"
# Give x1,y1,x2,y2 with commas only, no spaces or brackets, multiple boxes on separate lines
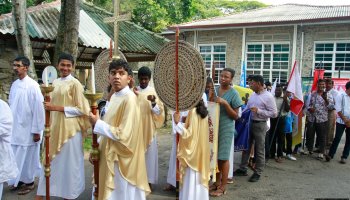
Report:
84,136,92,151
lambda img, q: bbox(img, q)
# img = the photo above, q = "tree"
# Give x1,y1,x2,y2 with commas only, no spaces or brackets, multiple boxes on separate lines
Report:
0,0,54,15
79,0,267,32
11,0,37,79
53,0,80,65
132,0,168,32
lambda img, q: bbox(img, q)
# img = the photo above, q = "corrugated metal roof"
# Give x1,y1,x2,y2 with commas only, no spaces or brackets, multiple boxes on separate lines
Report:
81,3,168,54
0,1,169,55
174,4,350,29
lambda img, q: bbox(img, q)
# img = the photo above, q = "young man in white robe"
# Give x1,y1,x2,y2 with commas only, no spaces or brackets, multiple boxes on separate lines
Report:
36,53,91,199
134,66,164,187
8,56,45,195
89,59,150,200
0,99,19,199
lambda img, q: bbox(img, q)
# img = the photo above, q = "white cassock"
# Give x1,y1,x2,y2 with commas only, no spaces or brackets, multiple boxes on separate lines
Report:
137,86,161,184
36,108,85,199
0,99,19,199
93,87,146,200
179,168,208,200
168,111,189,187
7,75,44,186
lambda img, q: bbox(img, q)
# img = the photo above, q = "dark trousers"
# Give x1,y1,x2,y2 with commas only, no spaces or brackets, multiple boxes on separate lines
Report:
306,121,327,153
328,123,350,159
285,133,293,155
269,117,286,158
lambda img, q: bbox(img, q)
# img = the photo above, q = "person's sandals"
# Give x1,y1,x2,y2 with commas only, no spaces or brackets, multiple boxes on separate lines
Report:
227,178,234,184
209,183,219,192
275,157,283,163
163,184,176,191
8,182,25,191
210,186,227,197
17,184,35,195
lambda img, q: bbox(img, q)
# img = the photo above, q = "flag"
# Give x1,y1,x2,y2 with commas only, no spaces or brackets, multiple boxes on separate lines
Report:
235,109,251,152
287,61,304,115
239,61,246,87
311,69,325,92
270,78,279,95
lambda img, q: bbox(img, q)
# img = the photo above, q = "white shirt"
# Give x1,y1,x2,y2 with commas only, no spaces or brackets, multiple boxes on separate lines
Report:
335,92,350,125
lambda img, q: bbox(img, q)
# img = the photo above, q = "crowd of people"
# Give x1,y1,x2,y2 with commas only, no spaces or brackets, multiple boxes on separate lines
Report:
0,54,349,200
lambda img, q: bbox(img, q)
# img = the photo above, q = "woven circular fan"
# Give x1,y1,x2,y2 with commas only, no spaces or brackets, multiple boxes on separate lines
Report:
95,49,127,99
154,41,206,111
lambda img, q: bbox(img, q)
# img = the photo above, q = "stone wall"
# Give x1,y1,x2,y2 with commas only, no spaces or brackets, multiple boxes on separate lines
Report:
0,39,17,102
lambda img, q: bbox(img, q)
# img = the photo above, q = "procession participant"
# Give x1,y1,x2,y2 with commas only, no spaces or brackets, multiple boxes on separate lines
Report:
89,59,150,200
0,99,18,199
8,56,45,195
134,66,165,187
36,53,90,199
174,99,210,200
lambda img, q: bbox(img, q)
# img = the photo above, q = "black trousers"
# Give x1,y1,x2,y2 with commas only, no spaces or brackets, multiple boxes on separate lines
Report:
269,116,286,158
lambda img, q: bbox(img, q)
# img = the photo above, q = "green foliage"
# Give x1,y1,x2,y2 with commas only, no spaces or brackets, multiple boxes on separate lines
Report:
0,0,267,32
132,0,168,32
0,0,55,15
108,0,267,32
0,0,12,14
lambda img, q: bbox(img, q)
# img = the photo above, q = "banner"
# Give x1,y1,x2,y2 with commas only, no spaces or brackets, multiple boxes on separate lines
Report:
332,78,350,92
207,102,220,182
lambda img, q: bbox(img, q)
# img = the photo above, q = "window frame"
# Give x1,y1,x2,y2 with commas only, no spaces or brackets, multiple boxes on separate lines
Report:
198,43,227,85
313,41,350,78
246,41,291,83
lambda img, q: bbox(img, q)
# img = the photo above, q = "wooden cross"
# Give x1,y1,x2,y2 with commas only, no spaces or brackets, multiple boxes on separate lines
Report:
103,0,131,60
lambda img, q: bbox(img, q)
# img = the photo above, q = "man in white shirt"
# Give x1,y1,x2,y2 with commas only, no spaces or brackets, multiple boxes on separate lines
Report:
8,56,45,195
326,81,350,164
325,79,339,148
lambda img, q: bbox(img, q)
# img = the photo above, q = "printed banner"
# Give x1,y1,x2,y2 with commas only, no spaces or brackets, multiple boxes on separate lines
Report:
207,102,220,182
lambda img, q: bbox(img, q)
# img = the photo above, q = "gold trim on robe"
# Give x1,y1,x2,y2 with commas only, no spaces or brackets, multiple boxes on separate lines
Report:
177,108,211,188
137,87,165,150
48,77,90,162
97,91,151,200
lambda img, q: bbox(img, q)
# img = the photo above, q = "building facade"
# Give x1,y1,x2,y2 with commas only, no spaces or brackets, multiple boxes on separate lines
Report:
168,4,350,85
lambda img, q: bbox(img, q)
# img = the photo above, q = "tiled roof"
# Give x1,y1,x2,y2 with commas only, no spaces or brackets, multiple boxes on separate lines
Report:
173,4,350,29
0,1,169,55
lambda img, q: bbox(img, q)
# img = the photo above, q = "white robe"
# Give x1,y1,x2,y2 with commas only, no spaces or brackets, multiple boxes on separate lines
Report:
36,107,85,199
167,111,189,187
137,86,161,185
180,168,209,200
145,136,159,184
92,87,146,200
8,75,44,186
0,100,18,198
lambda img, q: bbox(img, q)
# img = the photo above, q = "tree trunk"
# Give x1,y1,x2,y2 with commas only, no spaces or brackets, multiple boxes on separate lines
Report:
12,0,37,80
53,0,80,66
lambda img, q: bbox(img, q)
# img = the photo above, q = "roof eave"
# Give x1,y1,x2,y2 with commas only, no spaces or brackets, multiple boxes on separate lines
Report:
171,16,350,31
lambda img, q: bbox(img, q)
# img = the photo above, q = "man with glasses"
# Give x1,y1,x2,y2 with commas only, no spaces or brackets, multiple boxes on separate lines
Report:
8,56,45,195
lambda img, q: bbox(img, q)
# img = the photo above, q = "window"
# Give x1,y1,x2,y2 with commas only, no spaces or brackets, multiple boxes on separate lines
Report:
199,44,226,84
314,42,350,78
246,42,290,83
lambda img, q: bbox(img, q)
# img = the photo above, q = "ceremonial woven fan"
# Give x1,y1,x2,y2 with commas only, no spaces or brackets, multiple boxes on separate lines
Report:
95,49,127,99
154,40,206,111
